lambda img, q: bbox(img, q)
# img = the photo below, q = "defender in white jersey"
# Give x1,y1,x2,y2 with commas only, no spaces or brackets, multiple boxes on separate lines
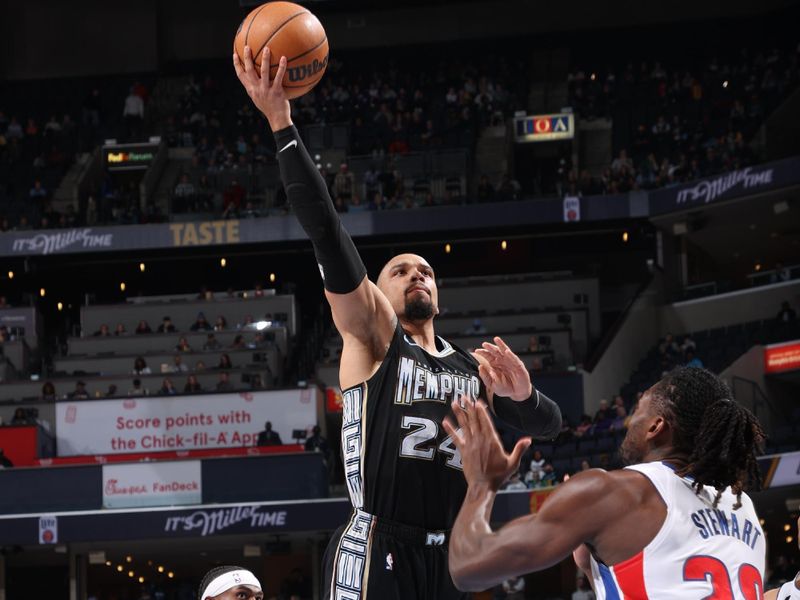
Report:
442,367,768,599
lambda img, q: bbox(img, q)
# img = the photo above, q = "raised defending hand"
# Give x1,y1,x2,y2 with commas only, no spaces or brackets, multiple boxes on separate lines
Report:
443,397,531,491
232,45,292,132
474,337,532,401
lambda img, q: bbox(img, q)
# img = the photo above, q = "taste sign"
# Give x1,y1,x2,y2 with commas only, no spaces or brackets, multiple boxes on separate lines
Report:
170,221,240,247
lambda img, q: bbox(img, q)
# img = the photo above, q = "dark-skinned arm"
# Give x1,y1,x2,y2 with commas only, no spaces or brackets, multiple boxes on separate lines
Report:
443,399,612,592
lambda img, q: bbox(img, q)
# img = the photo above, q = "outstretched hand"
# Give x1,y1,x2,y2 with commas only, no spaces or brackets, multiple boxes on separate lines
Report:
443,397,531,491
474,337,532,401
232,45,292,132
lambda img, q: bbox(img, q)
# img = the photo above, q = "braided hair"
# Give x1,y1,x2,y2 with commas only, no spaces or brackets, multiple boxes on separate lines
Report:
649,366,765,509
198,565,247,600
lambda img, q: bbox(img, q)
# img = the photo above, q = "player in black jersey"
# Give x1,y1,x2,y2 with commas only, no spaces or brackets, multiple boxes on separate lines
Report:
235,45,562,600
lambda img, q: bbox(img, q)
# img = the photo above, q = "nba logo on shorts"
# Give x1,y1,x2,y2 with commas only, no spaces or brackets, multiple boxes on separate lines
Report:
385,553,393,571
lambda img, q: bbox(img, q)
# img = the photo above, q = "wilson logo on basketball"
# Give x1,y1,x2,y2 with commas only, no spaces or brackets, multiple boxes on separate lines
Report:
287,54,328,83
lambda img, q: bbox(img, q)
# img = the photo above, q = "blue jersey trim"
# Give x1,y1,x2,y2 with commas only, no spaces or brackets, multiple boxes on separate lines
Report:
598,563,621,600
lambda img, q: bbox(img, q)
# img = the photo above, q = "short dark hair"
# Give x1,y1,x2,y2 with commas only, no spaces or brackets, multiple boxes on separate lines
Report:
198,565,247,599
650,367,764,508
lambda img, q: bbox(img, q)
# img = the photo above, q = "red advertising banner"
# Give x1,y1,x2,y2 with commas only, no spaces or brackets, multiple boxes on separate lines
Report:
764,341,800,374
0,425,39,466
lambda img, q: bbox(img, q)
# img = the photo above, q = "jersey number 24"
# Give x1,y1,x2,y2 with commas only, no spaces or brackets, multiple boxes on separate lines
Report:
399,416,462,470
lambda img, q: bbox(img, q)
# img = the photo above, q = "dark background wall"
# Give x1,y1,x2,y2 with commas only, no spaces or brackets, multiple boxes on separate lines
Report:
0,0,796,80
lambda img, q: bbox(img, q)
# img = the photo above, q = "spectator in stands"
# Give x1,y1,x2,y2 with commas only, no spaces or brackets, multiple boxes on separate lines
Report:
230,334,246,349
685,348,704,369
175,336,192,352
29,179,48,201
157,316,176,334
190,312,212,331
11,408,29,425
777,300,797,322
184,374,202,393
680,335,697,357
214,315,228,331
105,384,118,398
527,335,539,353
114,323,127,336
770,262,791,283
612,395,625,412
222,179,245,218
93,324,111,337
238,315,255,329
195,360,207,371
333,163,355,201
574,414,593,437
462,318,487,335
503,472,528,491
609,406,628,431
158,378,177,395
203,333,221,350
171,354,188,373
216,372,233,392
251,332,269,349
132,356,151,375
128,379,148,396
69,381,90,400
217,353,233,369
123,86,145,139
572,575,595,600
135,320,153,334
476,175,495,202
257,421,283,446
305,425,331,461
249,373,265,390
579,459,592,472
658,333,680,362
593,399,613,429
173,175,196,211
525,449,547,482
0,449,13,469
41,381,56,402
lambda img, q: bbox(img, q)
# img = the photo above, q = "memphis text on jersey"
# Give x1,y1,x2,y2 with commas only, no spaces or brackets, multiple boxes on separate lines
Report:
393,356,481,406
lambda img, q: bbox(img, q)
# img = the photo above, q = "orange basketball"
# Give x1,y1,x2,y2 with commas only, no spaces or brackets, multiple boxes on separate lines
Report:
234,1,329,100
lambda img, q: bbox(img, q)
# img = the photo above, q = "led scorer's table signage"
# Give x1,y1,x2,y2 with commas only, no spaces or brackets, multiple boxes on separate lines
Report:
103,143,158,171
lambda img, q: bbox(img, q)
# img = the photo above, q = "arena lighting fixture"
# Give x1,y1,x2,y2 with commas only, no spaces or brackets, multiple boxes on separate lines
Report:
168,572,175,578
105,561,111,567
139,262,146,272
138,577,145,583
722,80,729,88
126,556,132,563
157,566,164,573
445,243,451,254
57,302,63,311
220,257,227,267
788,536,795,544
120,282,126,292
128,570,135,578
255,320,273,330
785,524,792,531
501,240,507,251
7,270,13,279
39,288,45,297
269,272,276,283
622,231,629,242
755,263,762,271
117,565,123,572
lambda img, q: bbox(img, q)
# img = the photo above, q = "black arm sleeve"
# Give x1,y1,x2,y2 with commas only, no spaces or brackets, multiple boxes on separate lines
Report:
274,125,366,294
492,388,562,440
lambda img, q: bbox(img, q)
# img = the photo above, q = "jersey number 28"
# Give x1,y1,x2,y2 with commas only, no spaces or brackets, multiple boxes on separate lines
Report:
399,416,462,470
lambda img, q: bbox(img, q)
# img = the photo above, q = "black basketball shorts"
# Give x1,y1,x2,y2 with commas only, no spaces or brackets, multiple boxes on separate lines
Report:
321,509,467,600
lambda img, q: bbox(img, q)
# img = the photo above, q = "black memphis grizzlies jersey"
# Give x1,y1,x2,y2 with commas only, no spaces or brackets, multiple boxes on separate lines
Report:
340,322,486,530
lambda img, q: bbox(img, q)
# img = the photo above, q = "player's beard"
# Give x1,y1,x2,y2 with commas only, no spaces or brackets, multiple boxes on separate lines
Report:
404,297,435,322
619,428,645,466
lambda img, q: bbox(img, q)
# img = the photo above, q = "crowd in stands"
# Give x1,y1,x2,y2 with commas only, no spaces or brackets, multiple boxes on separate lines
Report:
1,37,797,229
562,42,800,196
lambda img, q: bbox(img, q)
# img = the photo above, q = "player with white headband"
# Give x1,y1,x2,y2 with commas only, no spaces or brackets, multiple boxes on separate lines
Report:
198,566,263,600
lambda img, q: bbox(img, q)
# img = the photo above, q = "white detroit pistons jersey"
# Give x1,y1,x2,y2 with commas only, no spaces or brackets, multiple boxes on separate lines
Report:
589,461,765,600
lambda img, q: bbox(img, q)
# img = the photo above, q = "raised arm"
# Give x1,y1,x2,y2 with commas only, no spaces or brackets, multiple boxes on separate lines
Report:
443,399,624,592
233,46,396,385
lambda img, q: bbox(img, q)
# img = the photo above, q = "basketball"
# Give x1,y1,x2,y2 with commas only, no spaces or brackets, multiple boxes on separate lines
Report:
234,1,329,99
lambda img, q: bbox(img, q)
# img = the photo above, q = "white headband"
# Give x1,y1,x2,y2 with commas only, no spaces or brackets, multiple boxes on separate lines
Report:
201,569,262,599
